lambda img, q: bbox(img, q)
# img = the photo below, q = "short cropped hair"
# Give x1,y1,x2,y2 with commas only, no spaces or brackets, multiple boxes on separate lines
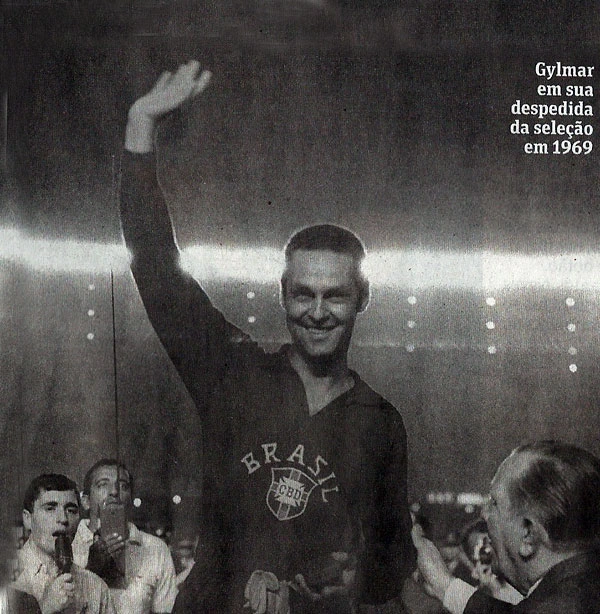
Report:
281,224,369,307
83,459,133,496
23,474,80,513
507,441,600,550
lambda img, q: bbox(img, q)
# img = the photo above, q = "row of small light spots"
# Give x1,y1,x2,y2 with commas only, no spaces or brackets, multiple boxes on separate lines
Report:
403,296,581,369
426,491,454,505
80,282,577,364
86,283,96,341
404,297,501,353
485,297,496,359
566,297,577,373
247,291,257,324
241,293,579,335
405,296,417,352
132,495,182,508
419,492,486,515
486,297,497,355
406,294,577,309
486,296,579,372
405,296,499,354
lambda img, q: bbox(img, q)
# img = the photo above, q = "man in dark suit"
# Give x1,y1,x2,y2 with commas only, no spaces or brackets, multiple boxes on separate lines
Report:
412,441,600,614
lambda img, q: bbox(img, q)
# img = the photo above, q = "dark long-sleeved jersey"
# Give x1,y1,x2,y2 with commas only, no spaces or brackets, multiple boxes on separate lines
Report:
120,151,416,612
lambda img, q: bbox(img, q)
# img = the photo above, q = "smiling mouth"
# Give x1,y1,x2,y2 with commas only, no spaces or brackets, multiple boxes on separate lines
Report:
305,327,336,336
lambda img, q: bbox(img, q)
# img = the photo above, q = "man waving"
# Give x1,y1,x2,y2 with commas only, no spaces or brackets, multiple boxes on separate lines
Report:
120,61,415,613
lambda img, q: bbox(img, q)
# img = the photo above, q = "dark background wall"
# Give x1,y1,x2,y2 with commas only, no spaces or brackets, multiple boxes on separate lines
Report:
1,0,599,537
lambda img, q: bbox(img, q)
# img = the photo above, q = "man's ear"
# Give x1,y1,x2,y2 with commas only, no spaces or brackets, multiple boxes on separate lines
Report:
518,517,546,558
22,509,32,532
81,493,91,513
279,281,287,311
357,282,370,313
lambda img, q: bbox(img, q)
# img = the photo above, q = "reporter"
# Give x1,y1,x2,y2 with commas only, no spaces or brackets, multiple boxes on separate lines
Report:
12,474,114,613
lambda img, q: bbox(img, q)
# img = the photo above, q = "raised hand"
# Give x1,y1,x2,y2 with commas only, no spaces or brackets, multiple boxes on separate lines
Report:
86,532,129,582
90,531,128,561
133,60,211,120
125,60,212,153
411,524,452,602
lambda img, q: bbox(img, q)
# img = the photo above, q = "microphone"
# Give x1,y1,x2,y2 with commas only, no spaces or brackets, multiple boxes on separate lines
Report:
55,534,73,574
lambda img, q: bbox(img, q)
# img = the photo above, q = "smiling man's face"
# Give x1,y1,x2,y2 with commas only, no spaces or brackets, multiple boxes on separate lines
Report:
283,249,364,366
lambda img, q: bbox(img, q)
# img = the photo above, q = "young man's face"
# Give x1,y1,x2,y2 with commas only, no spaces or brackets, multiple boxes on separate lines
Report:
283,249,365,365
83,465,132,520
23,490,80,557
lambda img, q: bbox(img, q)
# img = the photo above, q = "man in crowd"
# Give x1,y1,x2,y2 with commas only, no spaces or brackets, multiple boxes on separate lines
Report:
1,523,41,612
71,459,178,614
412,441,600,613
120,60,415,612
12,473,114,613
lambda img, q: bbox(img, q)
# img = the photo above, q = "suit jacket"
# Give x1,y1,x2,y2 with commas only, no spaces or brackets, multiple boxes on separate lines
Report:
465,550,600,614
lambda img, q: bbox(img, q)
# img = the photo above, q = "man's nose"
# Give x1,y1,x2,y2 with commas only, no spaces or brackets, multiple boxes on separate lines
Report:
109,481,119,497
56,508,69,525
308,296,328,320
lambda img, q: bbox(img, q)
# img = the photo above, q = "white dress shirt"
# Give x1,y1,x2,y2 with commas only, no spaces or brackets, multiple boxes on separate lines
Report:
72,520,177,614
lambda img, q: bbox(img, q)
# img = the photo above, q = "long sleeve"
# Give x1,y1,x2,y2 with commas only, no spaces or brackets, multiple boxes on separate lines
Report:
463,589,514,614
119,150,263,415
443,579,514,614
443,578,478,614
359,409,416,604
150,540,178,613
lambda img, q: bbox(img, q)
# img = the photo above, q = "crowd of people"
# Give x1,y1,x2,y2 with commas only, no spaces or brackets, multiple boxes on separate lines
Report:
4,62,600,613
4,460,178,614
5,441,600,613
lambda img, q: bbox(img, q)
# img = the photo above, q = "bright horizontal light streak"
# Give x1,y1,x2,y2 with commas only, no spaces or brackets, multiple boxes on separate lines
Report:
0,227,131,272
0,226,598,289
183,246,600,290
366,249,600,290
181,246,284,283
456,492,486,506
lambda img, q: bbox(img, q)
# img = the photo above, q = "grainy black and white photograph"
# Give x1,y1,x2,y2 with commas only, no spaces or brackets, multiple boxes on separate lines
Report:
1,1,599,612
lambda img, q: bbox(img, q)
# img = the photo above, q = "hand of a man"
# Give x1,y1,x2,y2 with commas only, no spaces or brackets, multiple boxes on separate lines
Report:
87,532,128,581
294,551,357,607
244,570,290,614
99,532,128,557
411,524,453,602
474,561,503,595
40,573,74,614
125,60,212,153
88,532,127,566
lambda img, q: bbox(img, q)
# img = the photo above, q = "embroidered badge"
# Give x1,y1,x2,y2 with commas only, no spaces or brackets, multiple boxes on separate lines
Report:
266,467,318,521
